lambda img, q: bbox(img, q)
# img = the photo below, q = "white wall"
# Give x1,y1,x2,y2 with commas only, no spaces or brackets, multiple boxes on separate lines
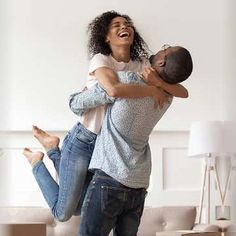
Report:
1,0,235,224
220,0,236,223
1,0,226,131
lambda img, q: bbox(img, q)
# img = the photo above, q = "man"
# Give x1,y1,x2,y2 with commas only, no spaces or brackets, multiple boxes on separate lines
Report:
69,45,193,236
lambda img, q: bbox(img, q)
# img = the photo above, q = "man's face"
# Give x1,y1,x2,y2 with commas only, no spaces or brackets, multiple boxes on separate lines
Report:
151,46,180,73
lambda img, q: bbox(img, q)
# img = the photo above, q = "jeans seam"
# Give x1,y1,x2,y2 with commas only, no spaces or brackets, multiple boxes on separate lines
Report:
57,157,70,215
33,162,55,207
81,181,96,216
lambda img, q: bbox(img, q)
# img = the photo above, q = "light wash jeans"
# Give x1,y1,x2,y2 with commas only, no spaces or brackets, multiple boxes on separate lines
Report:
79,170,147,236
32,122,96,221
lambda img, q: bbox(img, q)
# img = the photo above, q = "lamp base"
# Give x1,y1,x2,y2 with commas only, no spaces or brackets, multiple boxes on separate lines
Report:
215,205,230,220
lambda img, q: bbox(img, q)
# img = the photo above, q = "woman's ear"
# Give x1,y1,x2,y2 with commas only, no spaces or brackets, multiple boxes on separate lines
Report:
105,36,110,43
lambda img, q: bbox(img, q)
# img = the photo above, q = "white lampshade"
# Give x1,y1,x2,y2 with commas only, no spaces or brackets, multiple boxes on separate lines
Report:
224,121,236,154
188,121,225,158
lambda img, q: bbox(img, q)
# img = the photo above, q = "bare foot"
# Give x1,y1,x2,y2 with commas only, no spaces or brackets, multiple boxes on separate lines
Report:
32,125,60,152
23,148,44,166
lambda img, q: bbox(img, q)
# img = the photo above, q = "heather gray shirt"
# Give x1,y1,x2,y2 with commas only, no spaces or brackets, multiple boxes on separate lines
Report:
70,71,172,188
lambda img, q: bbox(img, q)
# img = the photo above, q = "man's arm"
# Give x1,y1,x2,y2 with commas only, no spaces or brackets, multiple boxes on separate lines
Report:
69,71,139,116
69,84,115,117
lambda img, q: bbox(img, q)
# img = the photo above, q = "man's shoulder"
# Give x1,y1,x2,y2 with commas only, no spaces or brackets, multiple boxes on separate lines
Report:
117,70,137,77
117,71,142,84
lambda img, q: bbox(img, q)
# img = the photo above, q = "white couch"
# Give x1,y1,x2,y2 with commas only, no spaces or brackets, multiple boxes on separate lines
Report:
0,206,219,236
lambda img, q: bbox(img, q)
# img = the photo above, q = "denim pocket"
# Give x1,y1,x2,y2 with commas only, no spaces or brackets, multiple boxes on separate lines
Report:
101,186,125,218
134,189,147,218
76,130,95,145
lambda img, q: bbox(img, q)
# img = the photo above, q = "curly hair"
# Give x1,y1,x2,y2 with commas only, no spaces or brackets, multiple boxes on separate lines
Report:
87,10,149,61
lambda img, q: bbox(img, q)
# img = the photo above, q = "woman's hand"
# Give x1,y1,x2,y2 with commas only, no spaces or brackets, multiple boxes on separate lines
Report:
142,67,189,98
141,67,163,88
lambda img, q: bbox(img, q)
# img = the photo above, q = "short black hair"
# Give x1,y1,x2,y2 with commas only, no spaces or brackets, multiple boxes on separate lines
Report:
87,10,149,61
160,47,193,84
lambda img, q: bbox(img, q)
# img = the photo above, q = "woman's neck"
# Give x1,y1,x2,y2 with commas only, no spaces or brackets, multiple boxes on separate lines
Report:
110,46,131,63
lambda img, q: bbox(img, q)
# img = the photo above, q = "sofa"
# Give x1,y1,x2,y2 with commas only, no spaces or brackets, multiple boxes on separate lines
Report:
0,206,219,236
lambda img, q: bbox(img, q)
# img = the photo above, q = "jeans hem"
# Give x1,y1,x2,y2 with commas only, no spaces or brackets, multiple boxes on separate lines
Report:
32,160,43,173
47,147,60,159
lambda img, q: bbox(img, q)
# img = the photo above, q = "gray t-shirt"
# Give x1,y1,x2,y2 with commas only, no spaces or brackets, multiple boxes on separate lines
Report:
69,71,172,188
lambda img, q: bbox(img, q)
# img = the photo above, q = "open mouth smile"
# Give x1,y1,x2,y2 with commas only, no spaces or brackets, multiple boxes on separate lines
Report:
118,31,130,38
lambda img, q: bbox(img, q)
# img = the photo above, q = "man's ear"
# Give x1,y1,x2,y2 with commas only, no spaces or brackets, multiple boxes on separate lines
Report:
157,59,166,67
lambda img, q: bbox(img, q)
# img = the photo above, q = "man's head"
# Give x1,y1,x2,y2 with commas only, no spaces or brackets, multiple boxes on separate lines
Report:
150,45,193,84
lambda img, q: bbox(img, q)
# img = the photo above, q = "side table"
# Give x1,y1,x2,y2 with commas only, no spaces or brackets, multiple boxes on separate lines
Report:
215,220,236,232
156,231,222,236
0,223,46,236
222,233,236,236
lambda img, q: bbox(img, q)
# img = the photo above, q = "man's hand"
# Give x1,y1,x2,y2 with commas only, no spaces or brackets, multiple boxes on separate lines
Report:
152,87,170,109
141,67,163,88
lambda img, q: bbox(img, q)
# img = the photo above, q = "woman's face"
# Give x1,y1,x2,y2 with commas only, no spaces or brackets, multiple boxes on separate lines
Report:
105,16,134,48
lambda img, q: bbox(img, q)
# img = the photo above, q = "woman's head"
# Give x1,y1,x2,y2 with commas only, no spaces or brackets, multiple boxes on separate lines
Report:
87,11,148,61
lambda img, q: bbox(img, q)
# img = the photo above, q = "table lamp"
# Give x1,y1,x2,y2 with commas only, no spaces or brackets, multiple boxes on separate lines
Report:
188,120,236,224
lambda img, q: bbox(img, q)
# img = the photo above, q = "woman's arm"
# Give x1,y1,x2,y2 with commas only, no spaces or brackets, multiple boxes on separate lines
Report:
89,53,169,101
160,82,188,98
142,67,189,98
94,67,169,108
94,67,158,98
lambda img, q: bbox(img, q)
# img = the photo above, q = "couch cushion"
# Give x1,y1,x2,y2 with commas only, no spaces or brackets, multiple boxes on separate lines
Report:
137,206,197,236
0,207,53,224
0,206,197,236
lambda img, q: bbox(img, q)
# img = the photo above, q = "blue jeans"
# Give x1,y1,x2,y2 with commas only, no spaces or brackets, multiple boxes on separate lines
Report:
79,170,147,236
32,122,96,221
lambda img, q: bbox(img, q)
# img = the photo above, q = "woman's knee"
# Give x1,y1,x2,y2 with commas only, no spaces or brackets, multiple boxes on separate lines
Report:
53,209,73,222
